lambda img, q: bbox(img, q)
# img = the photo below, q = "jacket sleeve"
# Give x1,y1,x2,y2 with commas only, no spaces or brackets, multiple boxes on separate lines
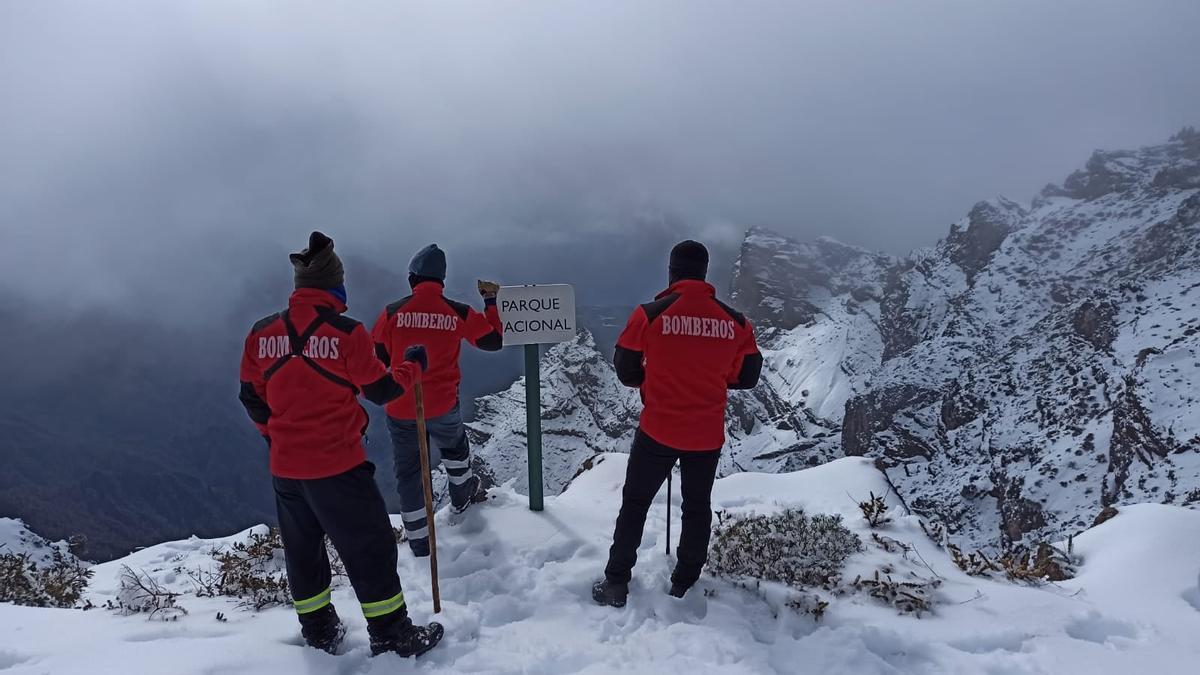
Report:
727,319,762,390
346,324,410,405
238,332,271,437
464,299,503,352
613,308,648,388
370,309,391,367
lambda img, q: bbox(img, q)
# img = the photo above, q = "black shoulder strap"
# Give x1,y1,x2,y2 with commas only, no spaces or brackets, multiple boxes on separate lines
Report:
261,310,295,382
262,310,359,393
713,298,748,328
641,293,681,324
443,297,471,321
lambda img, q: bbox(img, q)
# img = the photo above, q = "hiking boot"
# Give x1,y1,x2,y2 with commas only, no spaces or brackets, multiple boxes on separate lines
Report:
409,537,430,558
300,605,346,655
450,475,484,515
371,622,445,658
592,578,628,608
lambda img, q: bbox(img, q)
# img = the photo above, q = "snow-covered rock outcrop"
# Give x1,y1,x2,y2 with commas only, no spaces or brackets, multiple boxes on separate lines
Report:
0,518,80,567
467,330,641,494
849,129,1200,549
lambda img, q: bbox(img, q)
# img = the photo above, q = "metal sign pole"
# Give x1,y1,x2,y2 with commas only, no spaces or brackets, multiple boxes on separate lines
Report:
524,343,544,511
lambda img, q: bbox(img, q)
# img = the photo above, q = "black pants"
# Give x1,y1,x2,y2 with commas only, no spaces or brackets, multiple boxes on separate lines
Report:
604,430,721,589
274,462,407,634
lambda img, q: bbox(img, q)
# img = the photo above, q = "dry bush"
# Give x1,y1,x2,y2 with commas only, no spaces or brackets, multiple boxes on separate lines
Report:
857,492,892,528
196,527,358,611
709,509,863,589
0,549,93,609
1000,542,1076,583
949,541,1075,583
851,569,939,617
785,592,830,621
111,565,187,620
207,528,291,611
870,533,912,555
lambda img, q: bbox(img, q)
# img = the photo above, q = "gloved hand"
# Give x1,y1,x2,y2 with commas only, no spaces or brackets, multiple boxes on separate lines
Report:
477,280,500,300
404,344,428,372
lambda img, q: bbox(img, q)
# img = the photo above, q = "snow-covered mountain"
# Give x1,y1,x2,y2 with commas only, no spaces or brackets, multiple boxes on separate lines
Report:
471,129,1200,551
846,128,1200,550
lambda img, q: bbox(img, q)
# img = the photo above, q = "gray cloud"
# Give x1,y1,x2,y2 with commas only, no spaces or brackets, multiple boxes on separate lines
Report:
2,0,1198,317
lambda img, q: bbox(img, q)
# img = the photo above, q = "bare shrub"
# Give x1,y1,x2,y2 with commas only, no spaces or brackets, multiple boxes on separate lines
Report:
851,569,939,617
949,541,1076,583
208,529,291,611
112,565,187,620
857,492,892,528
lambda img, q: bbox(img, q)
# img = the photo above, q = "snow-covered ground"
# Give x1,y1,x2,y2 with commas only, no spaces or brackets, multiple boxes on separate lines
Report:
3,457,1200,674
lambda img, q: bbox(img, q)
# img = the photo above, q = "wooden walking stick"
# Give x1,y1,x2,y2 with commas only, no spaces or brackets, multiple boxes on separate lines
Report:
414,380,442,614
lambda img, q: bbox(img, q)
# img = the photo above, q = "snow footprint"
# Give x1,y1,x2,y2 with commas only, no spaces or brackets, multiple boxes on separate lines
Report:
0,651,33,670
947,631,1033,654
1063,612,1139,646
479,594,537,627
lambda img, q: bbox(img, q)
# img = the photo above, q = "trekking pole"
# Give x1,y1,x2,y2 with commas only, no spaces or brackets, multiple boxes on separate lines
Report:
414,381,442,614
664,458,680,555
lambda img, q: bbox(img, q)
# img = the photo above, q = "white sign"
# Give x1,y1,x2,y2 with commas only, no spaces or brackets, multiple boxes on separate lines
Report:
498,284,576,346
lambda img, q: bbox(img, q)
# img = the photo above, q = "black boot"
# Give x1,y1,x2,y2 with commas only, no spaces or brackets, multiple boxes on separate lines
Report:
299,605,346,655
451,475,485,515
368,610,445,658
592,578,628,608
409,537,430,558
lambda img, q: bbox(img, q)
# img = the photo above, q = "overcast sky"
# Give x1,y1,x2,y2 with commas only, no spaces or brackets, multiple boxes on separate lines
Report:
2,0,1198,314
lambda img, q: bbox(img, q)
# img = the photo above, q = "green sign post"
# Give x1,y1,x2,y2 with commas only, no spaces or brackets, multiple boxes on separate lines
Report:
524,344,544,511
498,284,576,512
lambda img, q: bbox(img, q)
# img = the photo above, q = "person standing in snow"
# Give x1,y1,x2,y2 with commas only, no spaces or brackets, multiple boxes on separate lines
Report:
371,244,503,557
238,232,443,657
593,240,762,607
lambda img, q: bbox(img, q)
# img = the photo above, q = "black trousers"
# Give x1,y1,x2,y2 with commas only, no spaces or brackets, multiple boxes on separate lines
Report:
274,462,407,633
604,430,721,589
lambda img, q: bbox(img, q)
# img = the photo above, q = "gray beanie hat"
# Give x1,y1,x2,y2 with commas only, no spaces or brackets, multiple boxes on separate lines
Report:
408,243,447,281
290,231,345,290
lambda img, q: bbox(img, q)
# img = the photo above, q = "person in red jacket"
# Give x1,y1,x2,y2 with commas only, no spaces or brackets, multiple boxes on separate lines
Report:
592,240,762,608
371,244,503,556
238,232,443,658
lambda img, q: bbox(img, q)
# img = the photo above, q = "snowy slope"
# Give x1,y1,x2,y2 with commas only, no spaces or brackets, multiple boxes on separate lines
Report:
0,518,79,567
3,458,1200,674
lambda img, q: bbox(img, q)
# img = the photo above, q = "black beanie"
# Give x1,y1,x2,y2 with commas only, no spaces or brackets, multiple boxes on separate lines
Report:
669,240,709,283
290,231,345,290
409,244,447,281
